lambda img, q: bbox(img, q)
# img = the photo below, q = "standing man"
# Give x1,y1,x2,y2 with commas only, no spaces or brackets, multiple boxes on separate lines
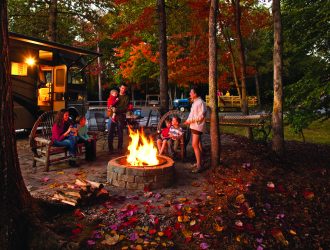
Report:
108,83,129,154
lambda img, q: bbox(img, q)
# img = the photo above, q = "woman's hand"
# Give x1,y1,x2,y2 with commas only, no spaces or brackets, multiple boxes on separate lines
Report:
64,127,72,136
184,120,190,125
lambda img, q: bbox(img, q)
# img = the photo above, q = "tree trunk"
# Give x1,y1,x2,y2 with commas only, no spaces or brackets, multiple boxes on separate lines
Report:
233,0,252,139
157,0,169,115
48,0,57,42
229,46,241,100
255,70,261,111
219,20,242,100
0,1,33,248
272,0,284,155
209,0,220,168
97,41,102,102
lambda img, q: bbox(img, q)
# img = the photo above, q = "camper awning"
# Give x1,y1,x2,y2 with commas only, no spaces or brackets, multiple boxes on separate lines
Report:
9,32,101,57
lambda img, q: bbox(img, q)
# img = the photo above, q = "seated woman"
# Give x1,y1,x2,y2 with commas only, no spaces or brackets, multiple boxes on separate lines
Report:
51,109,78,167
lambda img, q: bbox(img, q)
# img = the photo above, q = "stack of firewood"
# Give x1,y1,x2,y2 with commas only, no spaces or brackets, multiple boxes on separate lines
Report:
52,179,108,206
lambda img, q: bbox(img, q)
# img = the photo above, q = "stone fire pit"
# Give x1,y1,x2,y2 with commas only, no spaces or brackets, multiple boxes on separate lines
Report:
107,155,175,190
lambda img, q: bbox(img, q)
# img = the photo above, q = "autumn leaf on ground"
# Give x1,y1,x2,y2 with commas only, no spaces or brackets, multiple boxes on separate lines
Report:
213,223,224,232
271,228,289,246
101,234,120,246
303,190,315,200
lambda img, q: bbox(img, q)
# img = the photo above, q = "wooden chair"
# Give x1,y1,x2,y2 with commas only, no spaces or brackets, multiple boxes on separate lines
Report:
156,110,191,161
29,111,92,172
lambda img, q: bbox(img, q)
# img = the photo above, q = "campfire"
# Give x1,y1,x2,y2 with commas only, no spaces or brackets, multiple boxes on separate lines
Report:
107,128,175,190
126,127,159,166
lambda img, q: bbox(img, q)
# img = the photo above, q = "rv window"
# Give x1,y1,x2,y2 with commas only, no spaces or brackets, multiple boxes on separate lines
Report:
11,62,28,76
68,69,84,85
39,50,53,61
55,69,65,87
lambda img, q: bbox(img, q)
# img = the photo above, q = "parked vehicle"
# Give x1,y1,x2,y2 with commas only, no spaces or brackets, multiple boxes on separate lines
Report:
10,32,101,130
173,98,191,111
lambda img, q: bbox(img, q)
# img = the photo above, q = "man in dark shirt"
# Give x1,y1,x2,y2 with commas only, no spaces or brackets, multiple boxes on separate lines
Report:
108,83,129,153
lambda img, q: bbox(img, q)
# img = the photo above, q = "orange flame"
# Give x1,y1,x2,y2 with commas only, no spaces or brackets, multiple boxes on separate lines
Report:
126,128,159,166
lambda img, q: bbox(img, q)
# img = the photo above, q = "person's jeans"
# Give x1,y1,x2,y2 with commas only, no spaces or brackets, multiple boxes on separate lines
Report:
107,118,112,132
53,138,76,156
108,114,125,150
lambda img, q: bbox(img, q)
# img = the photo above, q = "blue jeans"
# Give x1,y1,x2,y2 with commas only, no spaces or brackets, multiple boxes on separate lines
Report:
53,138,76,156
107,118,112,132
108,114,125,150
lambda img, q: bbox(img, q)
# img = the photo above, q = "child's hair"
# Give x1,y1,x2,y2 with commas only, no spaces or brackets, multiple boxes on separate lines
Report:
172,115,181,123
110,89,118,95
165,117,172,124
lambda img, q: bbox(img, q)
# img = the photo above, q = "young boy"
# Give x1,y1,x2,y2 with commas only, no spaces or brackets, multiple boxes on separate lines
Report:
77,116,95,161
107,89,119,123
157,118,172,155
168,115,183,157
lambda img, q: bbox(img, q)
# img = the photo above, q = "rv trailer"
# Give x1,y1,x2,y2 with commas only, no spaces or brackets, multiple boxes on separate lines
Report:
9,32,101,130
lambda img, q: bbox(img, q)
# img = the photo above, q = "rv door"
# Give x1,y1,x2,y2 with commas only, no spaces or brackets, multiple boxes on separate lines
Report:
53,65,67,111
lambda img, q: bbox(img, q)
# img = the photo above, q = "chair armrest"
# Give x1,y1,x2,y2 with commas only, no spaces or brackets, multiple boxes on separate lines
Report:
34,137,52,145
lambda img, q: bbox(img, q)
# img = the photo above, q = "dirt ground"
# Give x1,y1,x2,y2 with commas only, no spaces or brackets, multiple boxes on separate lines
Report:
17,133,330,249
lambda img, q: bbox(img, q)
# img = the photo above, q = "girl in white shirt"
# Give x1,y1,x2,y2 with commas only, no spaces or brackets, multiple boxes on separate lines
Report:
184,87,207,173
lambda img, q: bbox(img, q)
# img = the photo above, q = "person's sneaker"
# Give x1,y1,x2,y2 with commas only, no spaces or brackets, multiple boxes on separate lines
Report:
191,166,203,173
191,162,197,168
69,160,79,167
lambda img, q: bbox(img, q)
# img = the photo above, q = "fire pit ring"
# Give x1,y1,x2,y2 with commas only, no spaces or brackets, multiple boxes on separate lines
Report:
107,155,175,190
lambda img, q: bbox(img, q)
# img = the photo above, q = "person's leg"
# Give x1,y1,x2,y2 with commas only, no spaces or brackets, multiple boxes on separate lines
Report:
160,140,167,155
157,139,162,153
108,122,115,151
84,140,92,161
173,139,179,152
54,139,77,166
107,117,112,132
192,134,202,169
117,115,124,150
167,139,174,157
54,139,76,156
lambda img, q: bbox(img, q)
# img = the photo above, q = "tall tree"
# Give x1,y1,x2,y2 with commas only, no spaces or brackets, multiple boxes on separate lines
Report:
48,0,58,41
209,0,220,168
157,0,169,114
232,0,252,139
272,0,284,155
0,0,33,247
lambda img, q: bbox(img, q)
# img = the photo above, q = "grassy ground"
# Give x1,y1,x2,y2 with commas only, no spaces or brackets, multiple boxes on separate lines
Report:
220,118,330,144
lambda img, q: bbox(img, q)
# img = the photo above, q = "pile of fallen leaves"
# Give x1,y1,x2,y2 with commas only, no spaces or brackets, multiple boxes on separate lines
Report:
48,135,329,249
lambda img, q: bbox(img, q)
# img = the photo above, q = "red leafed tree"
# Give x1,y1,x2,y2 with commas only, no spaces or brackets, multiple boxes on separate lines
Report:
112,0,270,95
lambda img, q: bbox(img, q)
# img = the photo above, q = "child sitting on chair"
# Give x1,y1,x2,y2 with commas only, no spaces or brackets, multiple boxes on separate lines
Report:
157,118,172,155
107,89,119,123
77,116,95,161
168,115,183,157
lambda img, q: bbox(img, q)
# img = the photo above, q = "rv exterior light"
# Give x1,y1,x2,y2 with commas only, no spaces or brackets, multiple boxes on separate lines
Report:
25,57,35,66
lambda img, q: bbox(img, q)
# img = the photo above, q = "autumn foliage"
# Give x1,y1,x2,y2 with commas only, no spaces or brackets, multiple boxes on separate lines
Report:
111,0,271,89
